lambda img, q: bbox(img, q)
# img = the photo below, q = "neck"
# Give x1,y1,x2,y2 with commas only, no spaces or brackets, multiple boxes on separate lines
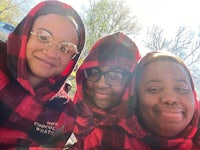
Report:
28,72,44,89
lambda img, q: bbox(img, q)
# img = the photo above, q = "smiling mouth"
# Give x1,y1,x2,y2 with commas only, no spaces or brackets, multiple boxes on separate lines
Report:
95,90,112,95
154,108,184,121
37,57,56,67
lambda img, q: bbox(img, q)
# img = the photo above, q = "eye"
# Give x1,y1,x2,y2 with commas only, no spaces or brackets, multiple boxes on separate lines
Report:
59,46,71,54
146,86,162,93
37,33,50,43
84,68,100,81
85,68,99,77
59,43,77,56
109,72,120,79
90,68,99,77
107,71,123,81
175,87,190,94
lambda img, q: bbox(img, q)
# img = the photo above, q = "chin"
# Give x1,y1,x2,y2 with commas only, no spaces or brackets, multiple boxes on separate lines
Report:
154,127,184,138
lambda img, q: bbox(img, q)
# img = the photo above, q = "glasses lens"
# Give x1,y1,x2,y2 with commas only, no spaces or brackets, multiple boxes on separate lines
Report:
35,30,52,43
31,30,78,59
84,68,100,82
105,71,125,85
58,42,78,59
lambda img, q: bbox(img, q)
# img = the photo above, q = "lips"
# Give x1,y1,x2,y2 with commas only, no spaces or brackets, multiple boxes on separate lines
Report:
153,107,184,122
93,89,113,101
36,56,57,68
95,89,112,95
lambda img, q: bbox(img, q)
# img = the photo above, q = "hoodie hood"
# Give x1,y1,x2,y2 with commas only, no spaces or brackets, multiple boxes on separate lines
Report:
73,32,140,135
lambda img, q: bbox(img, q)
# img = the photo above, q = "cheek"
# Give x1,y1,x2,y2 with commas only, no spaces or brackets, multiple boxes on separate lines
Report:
27,38,37,51
84,81,95,98
26,39,41,58
26,41,34,60
138,89,157,109
183,95,195,115
114,86,126,96
85,80,95,95
59,58,70,70
86,80,94,89
138,88,149,105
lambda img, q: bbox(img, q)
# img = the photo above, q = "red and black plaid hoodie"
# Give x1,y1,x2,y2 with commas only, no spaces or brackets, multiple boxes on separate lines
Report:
69,32,141,149
0,1,85,149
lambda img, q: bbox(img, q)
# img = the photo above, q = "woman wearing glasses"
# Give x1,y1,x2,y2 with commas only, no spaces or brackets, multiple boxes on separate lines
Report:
0,0,85,149
65,32,140,149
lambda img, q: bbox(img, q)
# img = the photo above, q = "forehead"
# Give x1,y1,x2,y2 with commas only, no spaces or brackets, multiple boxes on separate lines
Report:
32,14,78,43
97,65,124,72
141,60,190,82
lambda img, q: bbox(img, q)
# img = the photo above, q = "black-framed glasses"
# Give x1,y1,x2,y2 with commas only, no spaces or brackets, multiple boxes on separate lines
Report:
30,29,79,59
84,67,129,86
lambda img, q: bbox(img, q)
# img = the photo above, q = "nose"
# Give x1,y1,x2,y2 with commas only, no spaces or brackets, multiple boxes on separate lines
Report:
43,42,59,58
160,90,179,105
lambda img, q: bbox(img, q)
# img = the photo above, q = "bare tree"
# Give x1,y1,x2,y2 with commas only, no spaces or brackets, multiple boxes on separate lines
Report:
143,25,200,95
170,26,200,63
143,25,170,50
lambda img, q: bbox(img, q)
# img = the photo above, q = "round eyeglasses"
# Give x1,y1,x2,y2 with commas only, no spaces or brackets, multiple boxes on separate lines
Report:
84,67,129,86
30,29,79,59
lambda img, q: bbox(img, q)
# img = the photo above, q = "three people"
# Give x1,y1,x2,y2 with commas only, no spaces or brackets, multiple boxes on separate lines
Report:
1,1,199,149
67,32,140,149
0,1,85,148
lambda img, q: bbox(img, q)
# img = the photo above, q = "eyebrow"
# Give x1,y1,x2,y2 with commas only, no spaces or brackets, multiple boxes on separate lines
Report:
145,78,189,86
34,28,71,43
35,28,53,36
145,79,160,85
99,66,124,71
174,79,189,84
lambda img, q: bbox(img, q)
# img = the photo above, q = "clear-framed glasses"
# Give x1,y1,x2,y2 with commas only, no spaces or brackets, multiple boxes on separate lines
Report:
84,67,129,86
30,29,79,59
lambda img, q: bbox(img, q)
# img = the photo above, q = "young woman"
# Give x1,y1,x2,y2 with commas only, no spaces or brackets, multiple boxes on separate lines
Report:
65,32,140,149
130,51,200,149
0,1,85,148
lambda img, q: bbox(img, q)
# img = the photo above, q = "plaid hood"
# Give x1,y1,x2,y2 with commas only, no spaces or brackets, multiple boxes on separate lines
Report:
7,1,85,100
73,32,140,136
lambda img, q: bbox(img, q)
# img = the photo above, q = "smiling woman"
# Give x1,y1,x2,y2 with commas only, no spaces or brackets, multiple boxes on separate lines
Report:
65,32,140,149
137,59,195,137
129,51,200,149
0,0,85,149
26,14,79,88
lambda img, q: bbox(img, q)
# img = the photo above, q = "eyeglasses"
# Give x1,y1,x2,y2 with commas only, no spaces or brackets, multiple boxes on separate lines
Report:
30,29,79,59
84,67,129,86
